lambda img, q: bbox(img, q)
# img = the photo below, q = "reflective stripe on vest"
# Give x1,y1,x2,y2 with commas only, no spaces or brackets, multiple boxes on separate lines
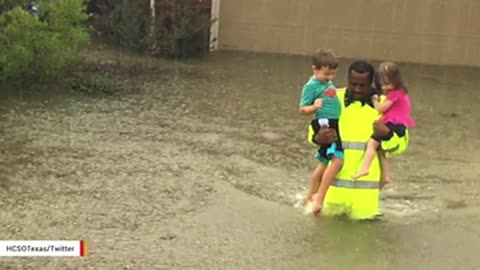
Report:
342,141,365,151
331,178,380,189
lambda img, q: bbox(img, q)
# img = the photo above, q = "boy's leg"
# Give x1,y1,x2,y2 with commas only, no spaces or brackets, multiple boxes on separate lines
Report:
301,143,329,204
302,162,327,204
379,150,391,189
312,157,343,215
352,139,380,179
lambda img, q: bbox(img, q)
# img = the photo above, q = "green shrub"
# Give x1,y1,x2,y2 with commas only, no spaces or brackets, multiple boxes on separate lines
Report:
151,0,211,58
69,73,122,96
88,0,211,58
110,0,150,52
0,0,90,84
0,0,28,14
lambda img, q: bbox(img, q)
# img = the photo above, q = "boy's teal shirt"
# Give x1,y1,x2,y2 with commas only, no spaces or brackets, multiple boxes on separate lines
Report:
299,77,341,119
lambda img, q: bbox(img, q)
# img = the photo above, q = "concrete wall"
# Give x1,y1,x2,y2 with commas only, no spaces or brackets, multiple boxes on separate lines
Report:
218,0,480,67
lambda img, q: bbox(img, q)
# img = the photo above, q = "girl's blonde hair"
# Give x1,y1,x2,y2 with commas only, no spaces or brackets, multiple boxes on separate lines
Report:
378,62,408,93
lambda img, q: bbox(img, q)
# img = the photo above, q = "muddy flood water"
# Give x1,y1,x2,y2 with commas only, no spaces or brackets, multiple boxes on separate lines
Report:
1,46,480,269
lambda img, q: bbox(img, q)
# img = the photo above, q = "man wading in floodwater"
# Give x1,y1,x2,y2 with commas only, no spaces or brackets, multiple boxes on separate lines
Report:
309,61,409,219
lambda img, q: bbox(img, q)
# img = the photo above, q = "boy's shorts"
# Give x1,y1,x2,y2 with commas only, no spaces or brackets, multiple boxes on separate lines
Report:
371,122,407,142
309,119,344,164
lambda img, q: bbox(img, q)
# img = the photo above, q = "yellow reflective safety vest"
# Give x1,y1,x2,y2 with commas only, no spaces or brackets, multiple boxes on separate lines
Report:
318,88,409,220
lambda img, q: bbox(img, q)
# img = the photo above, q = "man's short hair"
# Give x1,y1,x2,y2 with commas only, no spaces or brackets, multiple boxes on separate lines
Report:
348,61,375,83
312,49,339,70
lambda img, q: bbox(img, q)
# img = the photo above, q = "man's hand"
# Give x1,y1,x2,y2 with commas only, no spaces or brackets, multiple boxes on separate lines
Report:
314,126,337,144
373,121,390,138
314,98,323,109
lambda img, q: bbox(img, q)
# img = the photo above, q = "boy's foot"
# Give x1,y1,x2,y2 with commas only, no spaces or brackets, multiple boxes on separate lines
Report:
294,194,314,214
380,176,392,189
300,195,312,205
352,170,369,179
311,193,323,216
294,194,311,206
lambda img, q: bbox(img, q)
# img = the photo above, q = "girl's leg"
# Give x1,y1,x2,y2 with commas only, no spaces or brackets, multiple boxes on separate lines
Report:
301,162,327,204
312,157,344,215
379,150,391,189
352,139,380,179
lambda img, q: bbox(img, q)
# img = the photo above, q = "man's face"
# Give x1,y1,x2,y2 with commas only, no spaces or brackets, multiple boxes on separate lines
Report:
348,70,372,100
